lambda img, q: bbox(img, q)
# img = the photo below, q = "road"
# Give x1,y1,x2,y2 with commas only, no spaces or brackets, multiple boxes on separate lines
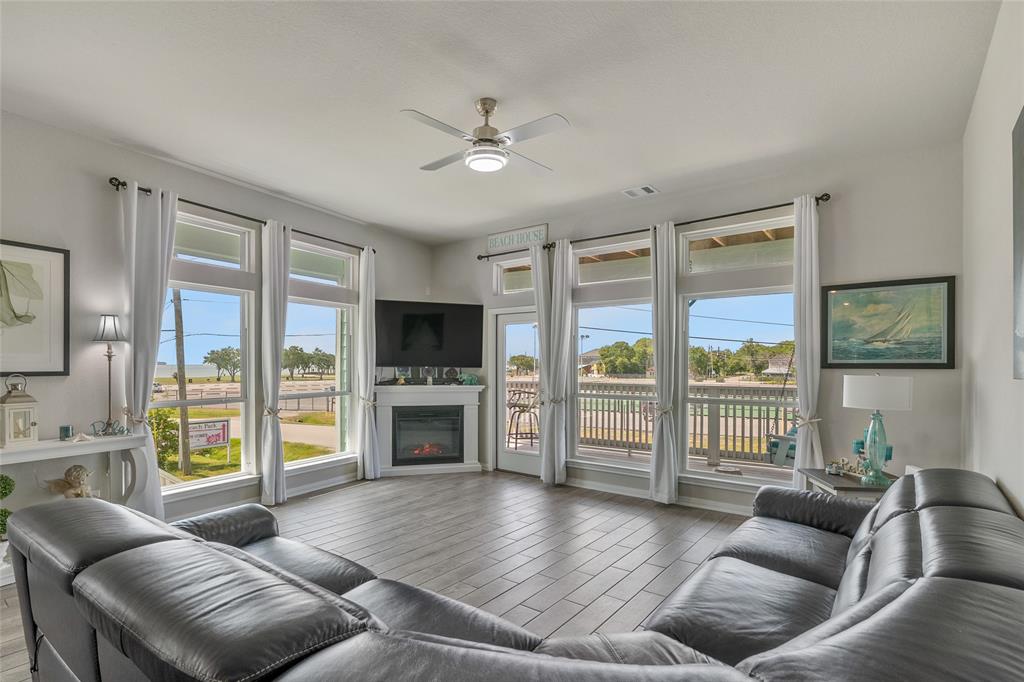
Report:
228,416,337,448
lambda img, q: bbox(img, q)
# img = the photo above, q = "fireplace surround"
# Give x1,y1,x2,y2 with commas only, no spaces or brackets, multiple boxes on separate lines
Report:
374,384,485,476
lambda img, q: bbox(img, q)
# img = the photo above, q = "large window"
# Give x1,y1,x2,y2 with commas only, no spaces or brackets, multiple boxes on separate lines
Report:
281,301,353,462
678,207,798,484
574,303,654,465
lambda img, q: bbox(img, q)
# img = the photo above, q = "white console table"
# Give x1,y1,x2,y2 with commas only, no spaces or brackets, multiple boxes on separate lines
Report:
375,385,485,476
0,433,151,506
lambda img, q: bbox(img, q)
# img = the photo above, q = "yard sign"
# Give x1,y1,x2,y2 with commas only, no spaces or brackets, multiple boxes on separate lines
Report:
486,224,548,254
188,418,232,463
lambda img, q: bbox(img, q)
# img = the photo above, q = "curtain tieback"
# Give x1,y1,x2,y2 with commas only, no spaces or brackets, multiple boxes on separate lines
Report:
122,408,147,425
796,416,822,429
657,404,674,415
264,407,282,417
360,397,376,408
546,397,566,405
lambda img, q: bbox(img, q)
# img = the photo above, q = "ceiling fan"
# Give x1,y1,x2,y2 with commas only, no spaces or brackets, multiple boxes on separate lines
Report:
401,97,570,174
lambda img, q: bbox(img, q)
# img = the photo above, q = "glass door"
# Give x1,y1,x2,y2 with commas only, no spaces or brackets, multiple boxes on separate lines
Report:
496,312,541,476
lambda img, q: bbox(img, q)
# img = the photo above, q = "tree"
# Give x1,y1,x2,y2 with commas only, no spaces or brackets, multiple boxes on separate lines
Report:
310,348,335,379
171,289,191,475
282,345,308,380
633,338,654,373
598,341,644,375
689,346,712,379
148,408,180,472
203,347,242,382
735,339,770,376
508,354,535,375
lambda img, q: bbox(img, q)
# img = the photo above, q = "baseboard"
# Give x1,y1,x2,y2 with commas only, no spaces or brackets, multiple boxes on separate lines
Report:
287,471,359,497
380,463,483,477
565,476,752,516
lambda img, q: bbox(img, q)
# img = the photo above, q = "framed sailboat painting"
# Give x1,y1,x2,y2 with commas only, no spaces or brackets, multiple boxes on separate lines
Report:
821,276,955,369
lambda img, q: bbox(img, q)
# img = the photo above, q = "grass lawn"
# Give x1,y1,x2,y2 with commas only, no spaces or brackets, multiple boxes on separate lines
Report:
161,438,332,482
281,411,335,426
155,375,337,385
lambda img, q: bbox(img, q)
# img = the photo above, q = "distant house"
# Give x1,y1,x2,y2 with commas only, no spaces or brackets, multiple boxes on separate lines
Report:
762,354,792,376
579,349,602,375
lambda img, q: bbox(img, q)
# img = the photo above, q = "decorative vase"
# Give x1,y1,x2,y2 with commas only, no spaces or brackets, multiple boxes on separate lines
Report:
862,410,891,486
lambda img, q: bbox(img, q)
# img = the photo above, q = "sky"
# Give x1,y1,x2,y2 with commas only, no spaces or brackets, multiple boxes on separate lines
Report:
504,292,794,360
157,289,338,364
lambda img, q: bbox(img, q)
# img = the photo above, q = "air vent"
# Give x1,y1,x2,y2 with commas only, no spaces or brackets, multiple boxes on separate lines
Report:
622,185,659,199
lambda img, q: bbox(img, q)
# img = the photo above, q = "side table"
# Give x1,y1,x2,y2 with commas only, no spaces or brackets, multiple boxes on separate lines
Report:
799,467,896,502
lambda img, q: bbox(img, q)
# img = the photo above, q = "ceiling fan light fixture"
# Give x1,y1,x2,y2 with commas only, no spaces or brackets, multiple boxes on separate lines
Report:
464,145,509,173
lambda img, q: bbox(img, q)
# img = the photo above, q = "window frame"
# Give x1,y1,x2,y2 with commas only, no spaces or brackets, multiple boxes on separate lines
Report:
289,239,356,289
156,238,258,488
681,214,795,277
493,256,534,296
173,211,255,273
574,237,652,287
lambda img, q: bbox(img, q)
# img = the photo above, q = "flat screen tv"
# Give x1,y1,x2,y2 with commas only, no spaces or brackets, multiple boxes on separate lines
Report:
376,300,483,368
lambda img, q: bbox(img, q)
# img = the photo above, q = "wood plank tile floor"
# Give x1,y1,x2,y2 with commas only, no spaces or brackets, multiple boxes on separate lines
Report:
0,471,745,680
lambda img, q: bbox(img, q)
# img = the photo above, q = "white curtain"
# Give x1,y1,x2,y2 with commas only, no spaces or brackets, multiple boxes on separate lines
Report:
260,220,290,505
120,182,177,519
649,223,680,504
793,194,825,481
533,240,572,485
356,249,381,479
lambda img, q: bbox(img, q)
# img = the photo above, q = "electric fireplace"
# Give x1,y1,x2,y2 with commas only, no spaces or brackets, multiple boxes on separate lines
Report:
391,405,464,466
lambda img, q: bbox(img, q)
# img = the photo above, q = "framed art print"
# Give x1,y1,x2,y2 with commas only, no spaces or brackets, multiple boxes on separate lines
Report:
822,275,954,369
0,240,70,376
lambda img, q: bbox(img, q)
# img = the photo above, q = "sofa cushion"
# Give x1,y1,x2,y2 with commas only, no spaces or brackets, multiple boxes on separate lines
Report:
343,578,542,651
710,516,850,589
242,536,376,595
752,485,873,537
8,498,184,594
535,631,722,665
738,577,1024,682
643,557,836,665
171,503,279,546
271,630,752,682
920,506,1024,590
73,540,370,682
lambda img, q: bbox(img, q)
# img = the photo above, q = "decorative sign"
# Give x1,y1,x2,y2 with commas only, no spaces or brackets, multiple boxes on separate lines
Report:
188,418,231,461
486,224,547,254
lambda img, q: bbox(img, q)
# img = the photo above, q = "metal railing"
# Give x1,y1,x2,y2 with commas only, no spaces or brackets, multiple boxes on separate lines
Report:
505,377,797,465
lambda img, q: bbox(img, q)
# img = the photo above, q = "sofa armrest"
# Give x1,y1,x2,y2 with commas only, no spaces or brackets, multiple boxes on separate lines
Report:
171,503,278,546
752,486,874,537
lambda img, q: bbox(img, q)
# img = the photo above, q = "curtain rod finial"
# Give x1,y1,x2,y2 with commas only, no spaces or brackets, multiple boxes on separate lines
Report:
108,177,127,191
815,192,831,204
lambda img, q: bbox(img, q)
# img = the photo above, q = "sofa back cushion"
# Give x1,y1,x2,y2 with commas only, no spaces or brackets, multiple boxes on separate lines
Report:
832,468,1023,614
73,540,372,682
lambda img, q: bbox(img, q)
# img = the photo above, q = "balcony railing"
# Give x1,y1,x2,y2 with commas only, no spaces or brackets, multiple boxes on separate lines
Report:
505,377,798,467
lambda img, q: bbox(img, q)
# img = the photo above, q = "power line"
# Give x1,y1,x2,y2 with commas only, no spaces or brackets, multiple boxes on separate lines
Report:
578,325,790,347
691,314,792,327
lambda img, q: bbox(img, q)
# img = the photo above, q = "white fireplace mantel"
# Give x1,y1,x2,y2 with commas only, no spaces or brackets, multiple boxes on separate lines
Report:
375,384,485,476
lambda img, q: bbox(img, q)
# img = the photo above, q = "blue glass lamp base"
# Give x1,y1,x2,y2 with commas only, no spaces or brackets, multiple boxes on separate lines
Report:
860,469,891,487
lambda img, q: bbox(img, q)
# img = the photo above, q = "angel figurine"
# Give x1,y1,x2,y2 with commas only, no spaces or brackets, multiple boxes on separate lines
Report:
45,465,93,498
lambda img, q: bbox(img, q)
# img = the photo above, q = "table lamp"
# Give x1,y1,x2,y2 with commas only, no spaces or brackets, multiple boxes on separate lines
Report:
93,314,126,436
842,374,912,486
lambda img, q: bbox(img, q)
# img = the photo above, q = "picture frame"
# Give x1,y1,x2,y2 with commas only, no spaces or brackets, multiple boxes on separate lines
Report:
821,275,955,369
0,240,70,376
1012,104,1023,379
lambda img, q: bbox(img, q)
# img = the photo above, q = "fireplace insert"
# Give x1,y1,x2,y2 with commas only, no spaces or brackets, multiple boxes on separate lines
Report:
392,405,464,466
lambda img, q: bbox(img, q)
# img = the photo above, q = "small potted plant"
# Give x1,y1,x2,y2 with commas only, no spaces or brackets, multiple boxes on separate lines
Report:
0,473,14,562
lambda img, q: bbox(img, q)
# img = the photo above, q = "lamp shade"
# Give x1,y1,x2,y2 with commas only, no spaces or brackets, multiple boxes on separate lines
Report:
92,314,126,343
842,375,913,411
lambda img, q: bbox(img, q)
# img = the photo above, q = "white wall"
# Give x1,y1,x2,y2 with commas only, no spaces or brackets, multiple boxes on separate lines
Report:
0,112,432,511
432,141,965,505
962,1,1024,510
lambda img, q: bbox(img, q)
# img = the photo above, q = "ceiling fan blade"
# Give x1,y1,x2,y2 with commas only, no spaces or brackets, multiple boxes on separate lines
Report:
498,113,570,146
420,150,466,171
401,109,475,142
509,150,553,174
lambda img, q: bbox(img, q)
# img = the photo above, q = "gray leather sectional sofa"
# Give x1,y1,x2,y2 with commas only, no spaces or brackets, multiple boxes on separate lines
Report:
8,468,1024,681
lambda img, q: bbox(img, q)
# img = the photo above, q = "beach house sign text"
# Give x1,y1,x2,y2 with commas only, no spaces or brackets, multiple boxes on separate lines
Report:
487,224,548,254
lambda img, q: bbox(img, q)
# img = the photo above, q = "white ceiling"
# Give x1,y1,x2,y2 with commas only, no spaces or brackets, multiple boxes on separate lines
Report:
1,2,999,244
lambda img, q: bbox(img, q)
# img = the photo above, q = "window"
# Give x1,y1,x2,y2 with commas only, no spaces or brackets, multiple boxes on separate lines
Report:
149,287,250,487
495,259,533,294
290,243,354,287
683,216,794,274
173,213,249,270
683,293,797,484
576,239,651,285
573,302,654,465
281,301,353,463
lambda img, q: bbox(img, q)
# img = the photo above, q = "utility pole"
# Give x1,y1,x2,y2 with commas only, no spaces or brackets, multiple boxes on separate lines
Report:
172,289,192,476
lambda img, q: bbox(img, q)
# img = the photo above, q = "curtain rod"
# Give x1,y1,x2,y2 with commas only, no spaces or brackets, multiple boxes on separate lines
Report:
475,192,830,260
108,177,374,253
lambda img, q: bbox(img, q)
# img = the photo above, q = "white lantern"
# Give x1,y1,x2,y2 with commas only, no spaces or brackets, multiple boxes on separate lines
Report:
0,374,39,447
